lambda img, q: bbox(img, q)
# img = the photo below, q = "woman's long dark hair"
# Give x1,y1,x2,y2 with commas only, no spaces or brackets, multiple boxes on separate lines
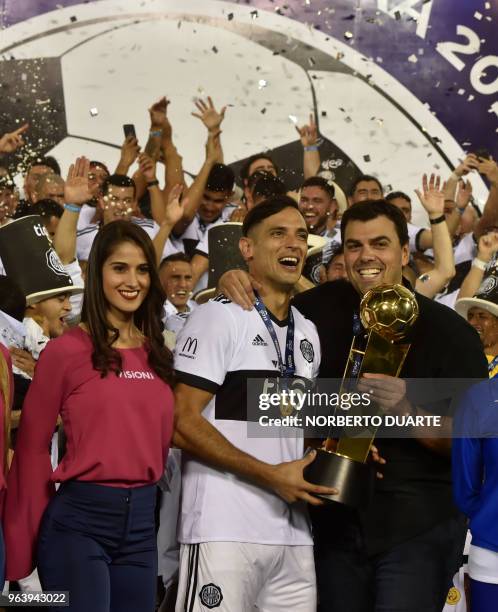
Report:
81,220,174,386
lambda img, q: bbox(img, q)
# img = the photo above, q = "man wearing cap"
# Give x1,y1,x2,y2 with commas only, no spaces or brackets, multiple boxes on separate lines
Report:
456,254,498,379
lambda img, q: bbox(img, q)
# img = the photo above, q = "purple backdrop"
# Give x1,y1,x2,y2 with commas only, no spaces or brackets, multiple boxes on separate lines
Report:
1,0,497,158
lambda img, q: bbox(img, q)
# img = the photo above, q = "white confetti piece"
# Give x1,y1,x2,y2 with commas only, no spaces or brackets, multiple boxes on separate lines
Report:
89,107,99,117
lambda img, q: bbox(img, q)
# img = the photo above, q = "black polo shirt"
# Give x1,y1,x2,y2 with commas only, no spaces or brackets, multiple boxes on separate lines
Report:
292,279,488,555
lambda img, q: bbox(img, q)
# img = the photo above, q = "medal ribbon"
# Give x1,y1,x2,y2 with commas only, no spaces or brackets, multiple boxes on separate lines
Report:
254,292,295,380
351,311,366,378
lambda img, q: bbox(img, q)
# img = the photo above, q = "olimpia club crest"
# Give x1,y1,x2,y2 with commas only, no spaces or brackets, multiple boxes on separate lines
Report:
199,583,223,609
0,216,83,305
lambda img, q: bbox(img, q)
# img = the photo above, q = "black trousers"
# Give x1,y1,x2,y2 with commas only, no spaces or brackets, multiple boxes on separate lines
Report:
315,514,467,612
37,481,158,612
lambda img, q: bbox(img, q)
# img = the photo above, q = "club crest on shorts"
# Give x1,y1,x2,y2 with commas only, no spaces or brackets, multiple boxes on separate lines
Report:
300,339,314,363
199,583,223,608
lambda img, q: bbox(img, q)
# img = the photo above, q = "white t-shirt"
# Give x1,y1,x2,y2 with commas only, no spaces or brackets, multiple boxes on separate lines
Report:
76,217,178,261
174,295,320,546
407,222,426,253
163,299,196,335
468,544,498,584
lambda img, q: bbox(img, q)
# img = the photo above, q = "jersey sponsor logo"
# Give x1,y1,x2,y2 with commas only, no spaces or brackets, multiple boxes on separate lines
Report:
300,339,314,363
252,334,268,346
199,583,223,609
179,336,198,359
119,370,155,380
212,293,232,304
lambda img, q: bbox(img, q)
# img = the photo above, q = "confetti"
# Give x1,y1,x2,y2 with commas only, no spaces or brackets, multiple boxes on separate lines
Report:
70,16,77,23
321,111,327,117
408,54,418,63
458,89,465,95
474,11,483,20
343,14,355,21
227,13,234,20
250,10,259,19
212,46,218,53
363,154,371,162
260,108,267,114
344,31,354,40
288,115,298,124
485,2,491,8
468,94,475,102
258,79,268,89
344,116,352,123
394,11,401,20
89,107,99,117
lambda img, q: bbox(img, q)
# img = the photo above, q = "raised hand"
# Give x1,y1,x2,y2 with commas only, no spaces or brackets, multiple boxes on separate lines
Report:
163,183,185,227
149,96,170,130
192,96,227,132
454,154,479,178
477,157,498,186
296,114,318,147
0,124,29,154
119,136,140,169
456,179,473,210
415,173,445,216
477,231,498,263
64,157,92,205
138,153,157,182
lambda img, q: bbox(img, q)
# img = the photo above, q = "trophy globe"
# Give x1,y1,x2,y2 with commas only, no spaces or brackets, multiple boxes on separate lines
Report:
360,284,419,342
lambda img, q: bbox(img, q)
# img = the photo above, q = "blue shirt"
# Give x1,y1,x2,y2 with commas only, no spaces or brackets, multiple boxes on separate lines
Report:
453,378,498,552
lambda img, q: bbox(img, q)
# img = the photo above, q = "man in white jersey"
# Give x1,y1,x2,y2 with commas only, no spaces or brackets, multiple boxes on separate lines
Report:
173,196,336,611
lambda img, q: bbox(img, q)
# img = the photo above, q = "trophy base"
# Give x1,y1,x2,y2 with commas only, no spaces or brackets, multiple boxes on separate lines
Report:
304,448,376,509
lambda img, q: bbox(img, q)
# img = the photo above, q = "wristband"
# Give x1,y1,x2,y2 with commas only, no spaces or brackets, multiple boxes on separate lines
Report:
149,130,162,138
472,258,488,271
146,180,159,188
304,145,319,152
456,206,467,215
429,214,445,225
64,203,82,213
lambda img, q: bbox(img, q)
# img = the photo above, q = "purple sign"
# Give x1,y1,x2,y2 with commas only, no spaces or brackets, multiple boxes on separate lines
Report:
1,0,496,159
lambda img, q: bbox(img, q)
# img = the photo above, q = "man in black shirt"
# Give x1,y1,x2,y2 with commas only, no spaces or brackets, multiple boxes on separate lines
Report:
220,194,487,611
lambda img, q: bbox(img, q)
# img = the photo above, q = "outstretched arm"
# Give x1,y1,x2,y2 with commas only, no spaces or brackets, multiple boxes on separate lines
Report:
152,184,185,266
296,114,321,179
53,157,93,265
414,174,455,298
457,232,498,299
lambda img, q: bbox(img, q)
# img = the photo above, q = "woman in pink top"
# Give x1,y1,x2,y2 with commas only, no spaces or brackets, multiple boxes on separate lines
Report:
3,220,175,611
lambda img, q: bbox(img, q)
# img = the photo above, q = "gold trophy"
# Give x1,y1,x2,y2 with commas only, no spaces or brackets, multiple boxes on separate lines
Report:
304,284,418,508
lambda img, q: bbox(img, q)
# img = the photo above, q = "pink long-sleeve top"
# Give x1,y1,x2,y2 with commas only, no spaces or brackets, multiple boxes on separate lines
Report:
3,326,174,580
0,343,13,493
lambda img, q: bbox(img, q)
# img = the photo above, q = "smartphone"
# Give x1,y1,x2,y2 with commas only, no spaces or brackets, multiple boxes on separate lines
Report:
123,124,137,140
473,147,490,160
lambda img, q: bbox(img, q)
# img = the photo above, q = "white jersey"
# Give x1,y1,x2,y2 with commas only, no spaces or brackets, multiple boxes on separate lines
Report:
407,222,426,253
76,217,177,261
174,295,320,546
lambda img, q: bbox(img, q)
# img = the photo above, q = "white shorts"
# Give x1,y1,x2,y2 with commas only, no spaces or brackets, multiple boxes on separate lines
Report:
175,542,316,612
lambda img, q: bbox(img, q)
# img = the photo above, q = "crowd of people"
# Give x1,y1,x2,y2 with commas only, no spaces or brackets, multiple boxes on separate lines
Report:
0,94,497,612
